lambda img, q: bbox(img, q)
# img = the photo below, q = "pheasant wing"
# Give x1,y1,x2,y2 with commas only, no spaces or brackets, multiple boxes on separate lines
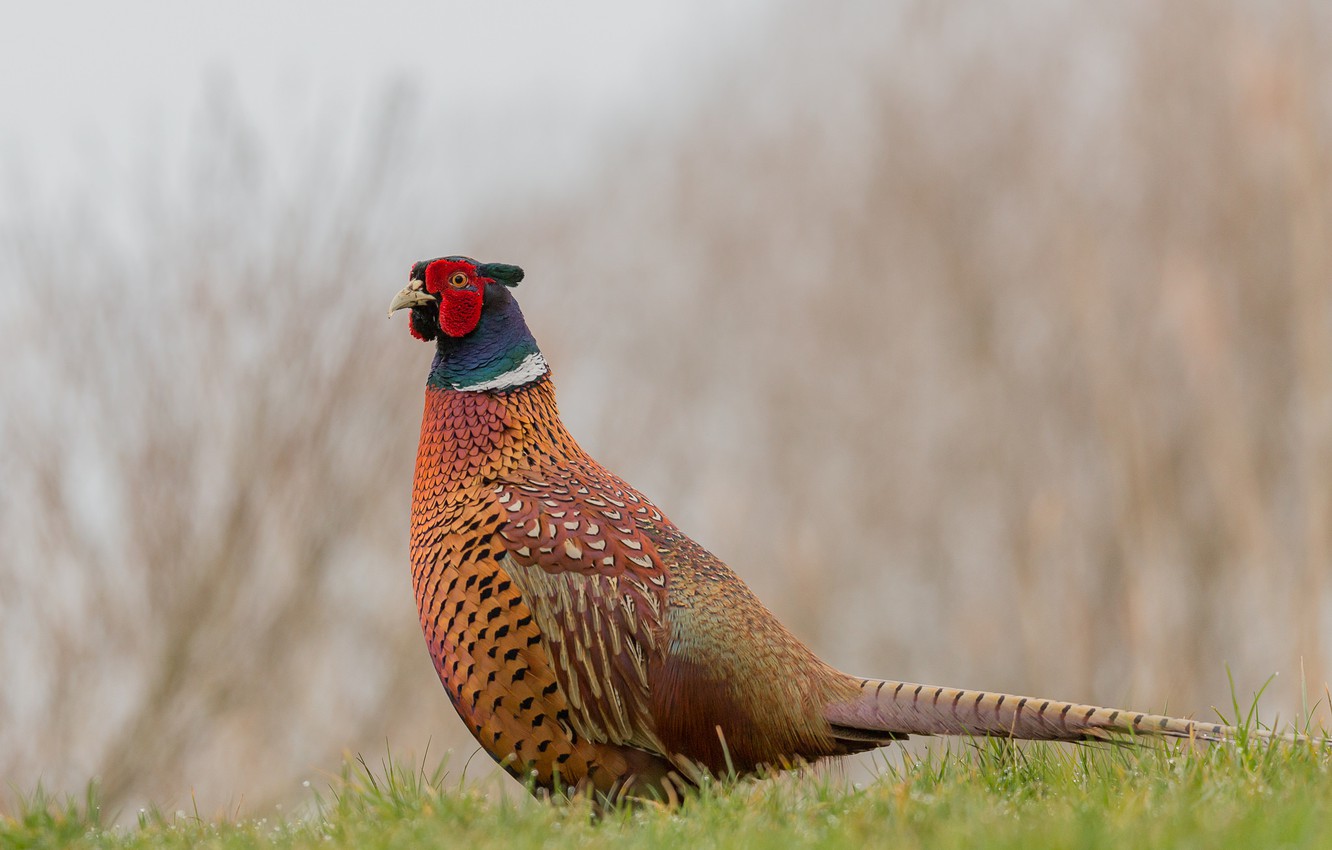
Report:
493,461,672,754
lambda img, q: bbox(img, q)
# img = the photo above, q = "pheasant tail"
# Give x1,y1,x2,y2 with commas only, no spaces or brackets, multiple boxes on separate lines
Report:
825,677,1285,744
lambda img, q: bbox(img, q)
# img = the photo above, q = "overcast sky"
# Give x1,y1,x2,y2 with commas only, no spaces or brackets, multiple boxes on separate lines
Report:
1,1,766,202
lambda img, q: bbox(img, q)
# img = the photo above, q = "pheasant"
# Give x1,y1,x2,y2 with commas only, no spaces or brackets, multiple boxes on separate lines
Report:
390,256,1277,802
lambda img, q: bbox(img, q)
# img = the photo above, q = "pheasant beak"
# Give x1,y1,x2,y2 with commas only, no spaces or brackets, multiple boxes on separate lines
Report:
387,279,436,317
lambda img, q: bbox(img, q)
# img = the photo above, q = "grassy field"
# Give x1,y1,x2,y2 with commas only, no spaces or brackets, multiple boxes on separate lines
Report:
7,721,1332,850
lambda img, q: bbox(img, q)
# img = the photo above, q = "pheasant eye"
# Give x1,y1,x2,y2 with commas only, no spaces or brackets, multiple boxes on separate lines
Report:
449,272,469,288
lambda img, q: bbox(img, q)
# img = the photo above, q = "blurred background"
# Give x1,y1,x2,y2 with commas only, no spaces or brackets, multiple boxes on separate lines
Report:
2,0,1330,818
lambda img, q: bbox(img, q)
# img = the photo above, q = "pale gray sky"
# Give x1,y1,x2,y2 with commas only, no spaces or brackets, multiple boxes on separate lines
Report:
1,1,766,201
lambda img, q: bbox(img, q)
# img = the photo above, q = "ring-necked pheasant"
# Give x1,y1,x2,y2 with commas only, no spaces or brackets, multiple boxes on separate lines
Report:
390,256,1278,802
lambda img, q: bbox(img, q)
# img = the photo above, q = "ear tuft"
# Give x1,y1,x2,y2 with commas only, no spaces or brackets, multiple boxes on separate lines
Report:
478,263,524,287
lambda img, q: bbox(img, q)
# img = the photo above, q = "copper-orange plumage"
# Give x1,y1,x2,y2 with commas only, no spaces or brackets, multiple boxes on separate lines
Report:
390,256,1274,803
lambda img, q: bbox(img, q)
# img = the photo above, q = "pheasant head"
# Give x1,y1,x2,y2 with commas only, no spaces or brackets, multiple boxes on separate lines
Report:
387,255,526,341
388,256,545,392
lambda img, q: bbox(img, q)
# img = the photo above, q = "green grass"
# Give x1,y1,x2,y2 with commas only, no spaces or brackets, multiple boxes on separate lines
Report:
6,731,1332,850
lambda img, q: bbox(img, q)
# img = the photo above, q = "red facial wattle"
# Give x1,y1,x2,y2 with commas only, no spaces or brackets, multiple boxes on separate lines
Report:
425,259,486,337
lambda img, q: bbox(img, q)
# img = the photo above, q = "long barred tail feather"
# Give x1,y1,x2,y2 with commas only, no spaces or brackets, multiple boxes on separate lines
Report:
825,678,1311,748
